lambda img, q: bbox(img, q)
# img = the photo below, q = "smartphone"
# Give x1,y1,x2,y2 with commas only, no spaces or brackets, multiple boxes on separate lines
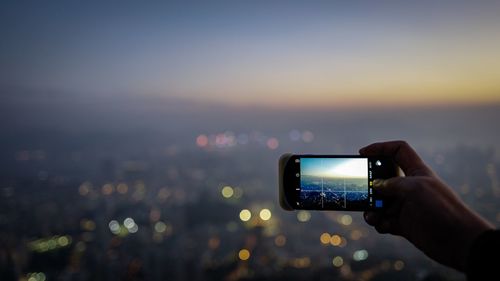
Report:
279,154,399,211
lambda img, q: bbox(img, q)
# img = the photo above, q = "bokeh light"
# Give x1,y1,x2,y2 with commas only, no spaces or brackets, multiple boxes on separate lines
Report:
259,208,272,221
266,138,279,150
123,218,135,229
27,272,46,281
330,234,342,246
117,183,128,194
353,249,369,261
221,185,234,198
239,209,251,221
78,182,91,196
302,131,314,143
154,221,167,233
340,215,353,226
297,210,311,222
57,236,69,247
332,256,344,267
394,260,405,271
274,235,287,247
102,183,114,195
208,237,220,250
350,230,362,240
320,233,331,245
196,134,209,147
108,220,120,235
238,249,250,261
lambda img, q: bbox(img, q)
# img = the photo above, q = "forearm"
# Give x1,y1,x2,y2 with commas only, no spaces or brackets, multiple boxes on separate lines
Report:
466,229,500,281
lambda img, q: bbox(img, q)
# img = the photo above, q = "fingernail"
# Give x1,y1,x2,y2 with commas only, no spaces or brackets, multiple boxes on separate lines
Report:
373,179,383,187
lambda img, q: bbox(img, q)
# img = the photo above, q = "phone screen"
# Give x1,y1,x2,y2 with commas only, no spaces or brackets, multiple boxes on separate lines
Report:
279,154,396,211
299,157,371,210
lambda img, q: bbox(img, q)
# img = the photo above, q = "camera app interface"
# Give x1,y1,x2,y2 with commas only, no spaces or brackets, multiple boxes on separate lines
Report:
299,158,370,210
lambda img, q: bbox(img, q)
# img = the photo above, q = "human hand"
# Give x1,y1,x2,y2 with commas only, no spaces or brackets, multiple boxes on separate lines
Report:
360,141,494,272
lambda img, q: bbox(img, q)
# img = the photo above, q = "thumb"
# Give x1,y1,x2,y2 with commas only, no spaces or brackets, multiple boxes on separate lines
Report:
373,177,406,197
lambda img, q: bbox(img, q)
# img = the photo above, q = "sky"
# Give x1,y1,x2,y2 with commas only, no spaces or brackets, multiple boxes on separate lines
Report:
301,158,368,179
1,1,500,108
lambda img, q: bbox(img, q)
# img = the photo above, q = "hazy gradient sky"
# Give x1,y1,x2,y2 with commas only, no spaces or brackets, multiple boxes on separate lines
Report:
1,1,500,107
301,158,368,178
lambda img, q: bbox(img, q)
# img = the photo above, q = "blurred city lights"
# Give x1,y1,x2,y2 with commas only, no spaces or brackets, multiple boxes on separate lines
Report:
196,134,209,147
117,183,128,194
332,256,344,267
221,185,234,198
266,137,279,150
157,187,171,201
320,233,331,245
75,241,86,252
108,220,120,234
301,130,314,143
192,130,321,150
350,229,362,240
208,237,220,250
3,101,497,280
150,208,161,222
353,249,369,261
78,182,92,196
330,234,342,246
57,236,69,246
47,239,56,250
340,214,353,226
2,0,500,277
28,236,72,253
123,218,138,233
214,132,237,148
239,209,251,221
274,235,287,247
291,257,311,268
102,183,114,195
129,224,139,233
296,210,311,222
80,219,96,231
118,226,129,237
263,224,279,237
124,218,135,229
394,260,405,271
238,249,250,261
154,221,167,233
259,208,272,221
339,237,348,248
27,272,46,281
340,264,352,277
233,186,244,199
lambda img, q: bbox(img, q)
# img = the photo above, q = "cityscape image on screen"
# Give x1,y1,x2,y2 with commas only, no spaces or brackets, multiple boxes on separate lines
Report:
300,158,369,209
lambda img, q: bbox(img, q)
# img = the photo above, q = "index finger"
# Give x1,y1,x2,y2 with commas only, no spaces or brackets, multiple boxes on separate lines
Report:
359,140,434,176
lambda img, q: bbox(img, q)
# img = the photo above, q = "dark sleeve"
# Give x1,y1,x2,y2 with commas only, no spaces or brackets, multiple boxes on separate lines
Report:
466,229,500,281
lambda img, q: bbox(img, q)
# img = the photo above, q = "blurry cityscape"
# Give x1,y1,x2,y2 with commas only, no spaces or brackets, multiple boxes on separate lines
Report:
1,1,500,280
0,95,499,281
